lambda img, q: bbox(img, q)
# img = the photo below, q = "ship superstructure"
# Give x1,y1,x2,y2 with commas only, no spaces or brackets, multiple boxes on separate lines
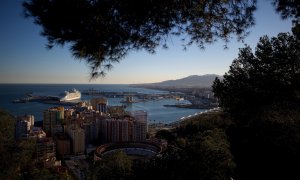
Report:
60,89,81,101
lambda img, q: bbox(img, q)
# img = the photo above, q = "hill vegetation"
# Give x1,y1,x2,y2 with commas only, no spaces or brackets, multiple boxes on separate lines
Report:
134,74,221,88
211,30,300,179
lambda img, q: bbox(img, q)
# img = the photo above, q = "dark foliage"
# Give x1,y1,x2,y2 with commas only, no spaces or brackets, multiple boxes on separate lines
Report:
228,107,300,179
155,129,176,143
23,0,256,78
0,110,37,179
0,110,16,178
89,150,133,180
177,111,233,136
272,0,300,39
134,112,236,180
213,32,300,124
212,27,300,179
272,0,300,21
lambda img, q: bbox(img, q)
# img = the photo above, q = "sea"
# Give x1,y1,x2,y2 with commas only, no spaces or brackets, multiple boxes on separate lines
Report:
0,84,205,124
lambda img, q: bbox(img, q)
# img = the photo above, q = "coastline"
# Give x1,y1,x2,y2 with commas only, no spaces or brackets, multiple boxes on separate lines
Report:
163,103,217,109
2,84,207,124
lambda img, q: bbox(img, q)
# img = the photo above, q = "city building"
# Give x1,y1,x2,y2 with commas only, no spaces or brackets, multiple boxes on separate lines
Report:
130,110,147,122
66,124,85,155
82,121,98,144
27,127,46,139
64,108,76,120
55,133,71,157
97,111,147,143
15,114,34,139
35,138,56,167
90,98,108,113
133,120,147,142
131,110,148,141
97,117,108,142
118,118,132,142
43,107,64,136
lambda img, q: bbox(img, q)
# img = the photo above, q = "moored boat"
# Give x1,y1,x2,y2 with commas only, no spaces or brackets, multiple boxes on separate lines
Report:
60,89,81,101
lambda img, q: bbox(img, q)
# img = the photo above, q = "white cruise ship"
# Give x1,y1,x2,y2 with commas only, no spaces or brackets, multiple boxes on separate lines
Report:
60,89,81,101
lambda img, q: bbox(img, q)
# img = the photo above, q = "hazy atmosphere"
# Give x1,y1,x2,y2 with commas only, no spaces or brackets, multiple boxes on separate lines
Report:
0,0,292,84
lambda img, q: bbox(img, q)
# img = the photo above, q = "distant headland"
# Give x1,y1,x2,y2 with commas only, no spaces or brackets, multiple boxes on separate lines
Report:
131,74,222,88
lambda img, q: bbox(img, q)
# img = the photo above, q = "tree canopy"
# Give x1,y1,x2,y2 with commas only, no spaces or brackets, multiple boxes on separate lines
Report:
89,150,132,179
211,22,300,177
23,0,256,78
212,32,300,123
0,110,37,179
272,0,300,21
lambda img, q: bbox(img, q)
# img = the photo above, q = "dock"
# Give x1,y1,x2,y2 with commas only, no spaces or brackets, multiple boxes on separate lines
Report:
12,95,78,106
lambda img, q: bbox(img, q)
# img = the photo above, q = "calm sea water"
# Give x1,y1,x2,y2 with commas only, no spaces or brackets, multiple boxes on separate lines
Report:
0,84,204,124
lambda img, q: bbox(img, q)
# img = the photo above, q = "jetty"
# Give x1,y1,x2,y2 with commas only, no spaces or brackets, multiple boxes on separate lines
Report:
12,94,78,106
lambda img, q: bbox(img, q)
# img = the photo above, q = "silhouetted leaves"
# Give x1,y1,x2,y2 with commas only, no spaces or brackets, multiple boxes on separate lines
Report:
213,32,300,124
0,110,16,178
212,24,300,179
141,112,236,180
0,110,37,179
272,0,300,41
272,0,300,21
90,150,133,180
23,0,256,78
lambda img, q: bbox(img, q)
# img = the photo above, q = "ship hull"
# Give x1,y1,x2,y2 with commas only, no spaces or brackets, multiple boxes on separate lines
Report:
60,96,81,101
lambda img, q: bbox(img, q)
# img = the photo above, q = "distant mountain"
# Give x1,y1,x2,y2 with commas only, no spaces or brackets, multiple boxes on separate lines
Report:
138,74,222,88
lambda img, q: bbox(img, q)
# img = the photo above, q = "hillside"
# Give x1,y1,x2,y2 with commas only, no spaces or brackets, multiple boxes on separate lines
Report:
136,74,222,88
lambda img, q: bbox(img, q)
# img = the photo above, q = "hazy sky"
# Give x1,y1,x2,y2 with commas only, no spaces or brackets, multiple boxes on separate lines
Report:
0,0,292,84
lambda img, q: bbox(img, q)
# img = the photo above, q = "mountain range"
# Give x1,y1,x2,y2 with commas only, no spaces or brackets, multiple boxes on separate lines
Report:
136,74,222,88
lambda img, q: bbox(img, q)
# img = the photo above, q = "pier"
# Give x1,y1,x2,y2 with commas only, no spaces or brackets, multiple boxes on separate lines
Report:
82,89,175,101
12,95,78,106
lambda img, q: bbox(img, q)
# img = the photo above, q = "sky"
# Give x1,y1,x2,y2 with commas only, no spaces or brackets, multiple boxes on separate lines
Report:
0,0,293,84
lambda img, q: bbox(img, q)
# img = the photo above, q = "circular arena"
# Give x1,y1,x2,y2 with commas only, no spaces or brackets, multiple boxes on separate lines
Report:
94,141,162,161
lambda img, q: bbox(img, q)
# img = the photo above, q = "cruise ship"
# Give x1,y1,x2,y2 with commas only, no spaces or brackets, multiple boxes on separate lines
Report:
60,89,81,101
